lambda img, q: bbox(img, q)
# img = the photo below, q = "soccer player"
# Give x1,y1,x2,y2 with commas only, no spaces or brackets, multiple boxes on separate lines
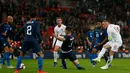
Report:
0,16,15,68
92,20,108,67
52,17,66,67
93,20,122,69
53,26,85,70
86,24,95,67
14,13,47,73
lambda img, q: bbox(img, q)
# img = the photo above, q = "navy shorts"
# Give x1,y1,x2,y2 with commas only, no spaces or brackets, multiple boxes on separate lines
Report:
93,45,103,51
61,51,77,62
0,37,10,49
21,40,41,54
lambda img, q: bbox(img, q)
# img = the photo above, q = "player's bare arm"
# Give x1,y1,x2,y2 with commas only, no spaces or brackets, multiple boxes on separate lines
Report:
53,33,65,41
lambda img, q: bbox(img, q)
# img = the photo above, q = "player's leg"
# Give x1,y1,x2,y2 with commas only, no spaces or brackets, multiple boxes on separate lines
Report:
0,40,14,68
88,47,93,66
68,51,85,70
60,53,67,69
100,50,114,69
53,46,60,67
93,42,111,62
104,50,112,67
91,48,97,67
33,41,47,73
0,48,6,66
14,42,28,73
100,43,121,69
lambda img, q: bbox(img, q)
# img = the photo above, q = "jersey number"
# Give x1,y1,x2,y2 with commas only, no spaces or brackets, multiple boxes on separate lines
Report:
69,41,73,47
27,25,32,35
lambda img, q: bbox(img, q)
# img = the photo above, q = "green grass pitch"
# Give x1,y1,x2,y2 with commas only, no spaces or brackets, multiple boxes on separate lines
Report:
0,59,130,73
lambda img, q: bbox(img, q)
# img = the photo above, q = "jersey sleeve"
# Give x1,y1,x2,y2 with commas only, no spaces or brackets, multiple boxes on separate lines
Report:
36,22,43,42
0,23,6,33
107,27,114,41
52,26,57,47
64,36,70,41
54,26,57,36
62,26,66,36
103,29,108,37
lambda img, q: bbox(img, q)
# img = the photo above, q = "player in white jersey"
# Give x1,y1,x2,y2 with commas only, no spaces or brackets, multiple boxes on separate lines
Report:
93,20,122,69
52,17,66,67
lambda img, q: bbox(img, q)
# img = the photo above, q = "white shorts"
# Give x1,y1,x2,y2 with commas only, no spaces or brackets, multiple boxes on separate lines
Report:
55,40,63,47
105,41,122,52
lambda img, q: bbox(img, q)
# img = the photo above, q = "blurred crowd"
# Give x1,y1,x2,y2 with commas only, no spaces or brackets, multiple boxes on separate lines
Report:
0,0,130,52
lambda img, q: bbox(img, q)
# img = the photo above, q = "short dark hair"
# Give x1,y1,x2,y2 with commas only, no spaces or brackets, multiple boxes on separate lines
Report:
30,12,37,18
56,17,63,20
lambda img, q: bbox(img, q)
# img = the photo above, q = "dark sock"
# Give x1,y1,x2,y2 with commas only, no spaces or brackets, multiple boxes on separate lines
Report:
62,59,67,69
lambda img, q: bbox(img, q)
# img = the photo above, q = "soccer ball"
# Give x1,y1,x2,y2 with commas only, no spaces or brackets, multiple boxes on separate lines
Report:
20,63,26,69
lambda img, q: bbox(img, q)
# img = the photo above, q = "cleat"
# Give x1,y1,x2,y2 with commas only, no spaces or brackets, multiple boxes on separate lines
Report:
60,65,67,69
14,70,19,73
52,62,57,67
93,58,101,62
77,67,85,70
100,65,108,69
108,64,112,67
38,70,48,73
7,65,15,69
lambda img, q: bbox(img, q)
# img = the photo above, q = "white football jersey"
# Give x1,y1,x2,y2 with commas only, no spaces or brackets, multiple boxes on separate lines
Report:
107,24,122,44
54,24,66,37
52,24,66,47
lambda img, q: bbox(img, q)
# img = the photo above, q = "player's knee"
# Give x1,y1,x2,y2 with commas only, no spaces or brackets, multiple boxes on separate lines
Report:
109,50,114,55
92,48,97,53
36,52,44,58
3,46,9,52
9,48,14,53
19,51,24,57
103,45,111,49
54,46,60,51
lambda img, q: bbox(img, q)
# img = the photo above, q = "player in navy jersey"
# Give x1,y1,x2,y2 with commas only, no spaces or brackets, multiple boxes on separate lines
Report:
53,26,85,70
86,24,95,67
92,20,108,67
0,16,15,68
14,13,47,73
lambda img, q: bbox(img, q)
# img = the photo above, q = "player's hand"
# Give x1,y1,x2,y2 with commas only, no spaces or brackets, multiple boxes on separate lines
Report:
88,42,92,46
52,33,56,37
96,43,102,47
2,32,7,36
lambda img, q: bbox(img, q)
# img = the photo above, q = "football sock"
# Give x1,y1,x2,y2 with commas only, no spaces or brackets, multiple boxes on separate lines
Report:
89,54,93,63
106,55,113,66
76,64,81,68
16,56,22,70
0,52,6,64
98,48,107,59
62,59,67,68
38,57,43,70
54,51,58,62
6,52,11,66
104,52,109,62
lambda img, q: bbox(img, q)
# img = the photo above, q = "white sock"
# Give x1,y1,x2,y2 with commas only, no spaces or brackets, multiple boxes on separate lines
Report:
98,48,107,59
53,51,58,62
106,55,113,66
33,53,36,59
